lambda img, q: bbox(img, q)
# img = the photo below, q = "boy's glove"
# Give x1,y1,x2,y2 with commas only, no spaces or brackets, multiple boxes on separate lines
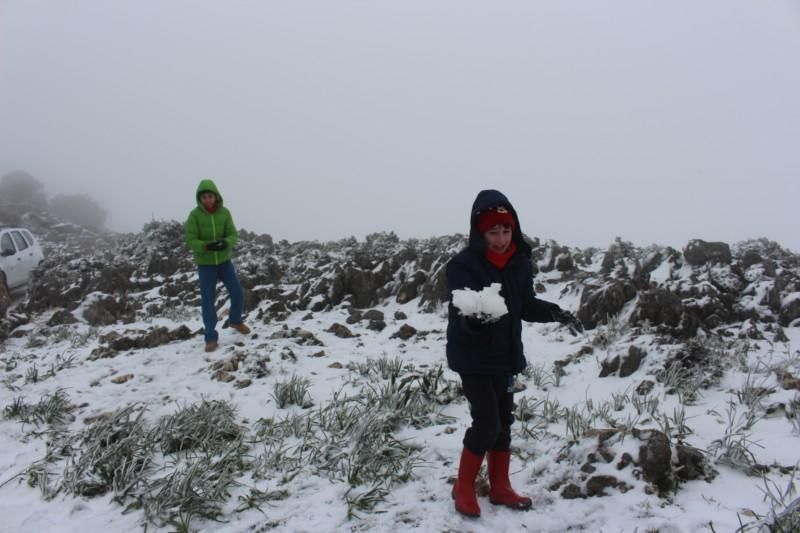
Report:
551,307,584,333
206,240,227,251
464,315,485,330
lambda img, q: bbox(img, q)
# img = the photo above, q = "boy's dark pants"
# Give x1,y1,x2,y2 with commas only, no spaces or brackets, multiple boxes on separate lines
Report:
459,373,514,455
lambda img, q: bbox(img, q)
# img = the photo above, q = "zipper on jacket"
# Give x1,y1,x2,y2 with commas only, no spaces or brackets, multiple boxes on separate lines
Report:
211,214,218,263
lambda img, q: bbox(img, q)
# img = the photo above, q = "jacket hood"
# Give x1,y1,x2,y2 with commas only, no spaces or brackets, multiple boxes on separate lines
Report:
196,179,223,208
468,189,531,256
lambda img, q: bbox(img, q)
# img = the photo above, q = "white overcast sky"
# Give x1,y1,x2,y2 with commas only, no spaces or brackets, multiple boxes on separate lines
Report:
1,1,799,251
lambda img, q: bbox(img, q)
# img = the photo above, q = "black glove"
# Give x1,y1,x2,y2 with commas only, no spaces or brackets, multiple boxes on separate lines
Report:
551,307,584,333
206,240,227,252
464,315,485,330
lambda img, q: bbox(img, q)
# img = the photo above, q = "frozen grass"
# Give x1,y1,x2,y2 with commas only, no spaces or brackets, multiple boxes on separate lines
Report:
2,286,799,531
8,360,461,529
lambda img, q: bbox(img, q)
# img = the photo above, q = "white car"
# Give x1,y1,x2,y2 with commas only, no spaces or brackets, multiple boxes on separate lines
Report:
0,226,45,293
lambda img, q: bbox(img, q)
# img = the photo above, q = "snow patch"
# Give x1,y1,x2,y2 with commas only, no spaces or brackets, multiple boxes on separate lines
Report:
451,283,508,322
782,291,800,306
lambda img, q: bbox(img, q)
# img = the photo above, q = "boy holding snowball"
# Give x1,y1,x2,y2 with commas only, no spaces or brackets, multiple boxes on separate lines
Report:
446,189,582,517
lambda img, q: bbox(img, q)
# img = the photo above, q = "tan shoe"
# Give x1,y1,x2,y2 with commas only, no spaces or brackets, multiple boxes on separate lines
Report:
231,323,251,335
205,341,218,353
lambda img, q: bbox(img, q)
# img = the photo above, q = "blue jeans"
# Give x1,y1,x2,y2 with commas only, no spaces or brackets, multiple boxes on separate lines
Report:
198,261,244,342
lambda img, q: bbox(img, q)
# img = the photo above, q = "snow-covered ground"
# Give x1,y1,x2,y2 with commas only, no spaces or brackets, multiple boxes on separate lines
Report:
1,280,798,532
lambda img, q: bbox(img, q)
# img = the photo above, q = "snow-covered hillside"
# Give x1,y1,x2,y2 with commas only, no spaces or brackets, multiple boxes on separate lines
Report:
0,217,798,532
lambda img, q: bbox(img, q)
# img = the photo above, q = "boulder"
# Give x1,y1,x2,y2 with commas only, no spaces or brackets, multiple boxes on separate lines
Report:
619,346,646,377
344,263,393,308
83,295,137,326
560,483,586,499
48,309,79,326
90,325,194,358
636,429,673,493
636,380,655,396
555,252,575,273
577,280,637,329
599,356,620,378
419,264,449,312
585,475,627,497
779,293,800,327
391,324,417,340
346,308,363,324
675,444,714,482
87,264,136,294
367,319,387,332
326,323,355,339
740,249,763,271
683,240,732,266
631,288,683,328
147,252,186,277
0,272,9,318
396,270,428,304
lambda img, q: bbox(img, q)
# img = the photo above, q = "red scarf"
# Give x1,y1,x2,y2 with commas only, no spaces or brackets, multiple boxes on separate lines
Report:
205,204,218,214
486,241,517,269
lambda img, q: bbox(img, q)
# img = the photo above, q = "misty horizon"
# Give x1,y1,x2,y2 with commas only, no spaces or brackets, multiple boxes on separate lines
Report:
2,1,799,251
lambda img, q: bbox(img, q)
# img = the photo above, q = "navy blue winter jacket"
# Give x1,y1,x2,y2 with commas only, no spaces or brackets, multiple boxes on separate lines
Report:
446,190,560,375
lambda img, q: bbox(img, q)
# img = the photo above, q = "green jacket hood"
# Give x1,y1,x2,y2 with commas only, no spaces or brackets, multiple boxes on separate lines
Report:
196,179,224,208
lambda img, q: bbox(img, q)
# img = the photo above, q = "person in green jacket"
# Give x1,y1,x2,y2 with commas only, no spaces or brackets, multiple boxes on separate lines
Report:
185,179,250,352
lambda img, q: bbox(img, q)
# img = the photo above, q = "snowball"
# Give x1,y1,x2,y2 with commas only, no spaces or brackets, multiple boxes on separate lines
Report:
452,283,508,322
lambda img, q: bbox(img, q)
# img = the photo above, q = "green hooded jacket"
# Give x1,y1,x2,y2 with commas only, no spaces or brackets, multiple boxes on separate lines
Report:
185,179,238,266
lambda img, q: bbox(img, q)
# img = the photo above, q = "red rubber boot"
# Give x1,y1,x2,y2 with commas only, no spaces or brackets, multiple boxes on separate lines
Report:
452,448,484,517
487,450,532,510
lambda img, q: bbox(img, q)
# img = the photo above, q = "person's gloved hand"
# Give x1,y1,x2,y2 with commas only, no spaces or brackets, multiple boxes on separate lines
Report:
462,310,504,331
551,307,584,333
206,240,227,252
464,315,485,330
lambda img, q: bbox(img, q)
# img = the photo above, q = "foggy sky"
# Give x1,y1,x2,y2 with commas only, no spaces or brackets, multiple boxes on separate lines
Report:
2,1,799,251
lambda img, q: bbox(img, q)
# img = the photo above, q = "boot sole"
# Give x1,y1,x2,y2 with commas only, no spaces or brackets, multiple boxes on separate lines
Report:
489,498,532,511
455,506,481,518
